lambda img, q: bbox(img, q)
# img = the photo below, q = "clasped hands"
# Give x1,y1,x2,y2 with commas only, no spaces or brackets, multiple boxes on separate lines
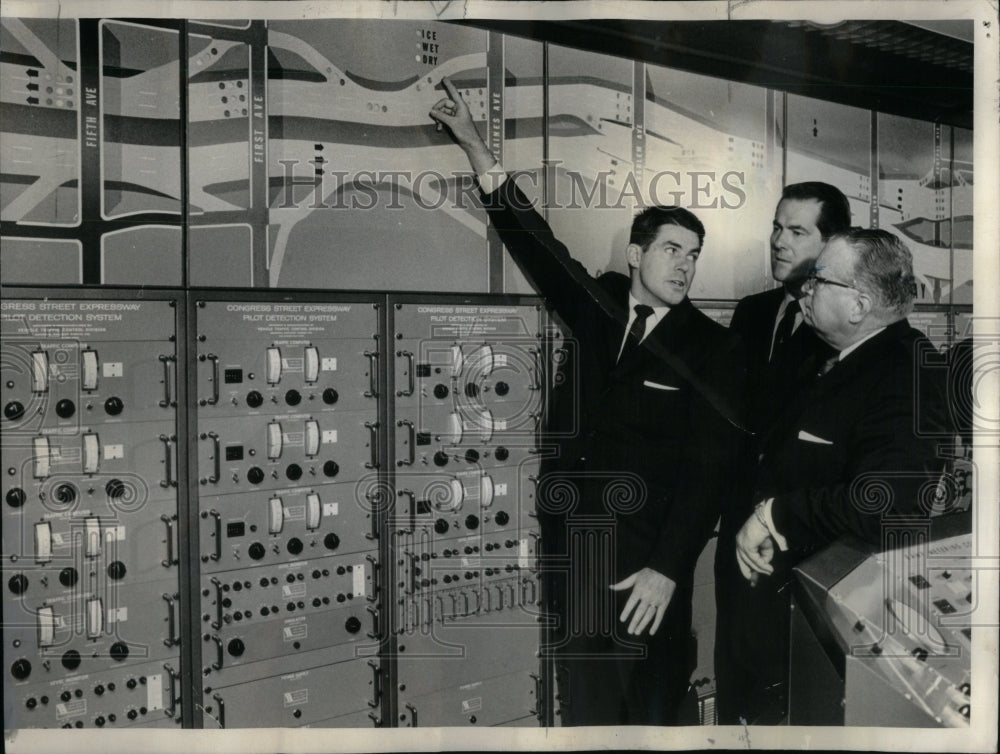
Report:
610,568,676,637
735,507,776,583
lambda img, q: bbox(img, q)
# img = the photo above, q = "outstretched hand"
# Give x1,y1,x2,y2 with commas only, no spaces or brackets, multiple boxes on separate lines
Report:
610,567,676,637
429,78,484,150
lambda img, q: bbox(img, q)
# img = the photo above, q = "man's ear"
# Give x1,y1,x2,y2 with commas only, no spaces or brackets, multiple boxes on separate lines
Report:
625,243,643,269
849,290,874,324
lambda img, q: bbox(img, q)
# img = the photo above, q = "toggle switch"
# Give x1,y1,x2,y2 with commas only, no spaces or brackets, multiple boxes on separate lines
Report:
82,433,100,474
304,347,320,384
265,347,282,385
306,492,322,531
86,597,103,639
38,606,55,647
34,522,52,564
32,437,51,479
81,349,99,391
267,422,283,460
84,517,101,558
268,496,284,535
304,420,320,457
31,350,49,393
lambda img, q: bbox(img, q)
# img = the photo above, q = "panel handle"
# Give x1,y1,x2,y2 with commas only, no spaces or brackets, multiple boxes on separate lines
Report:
367,659,381,708
396,350,414,397
211,634,224,670
396,420,415,467
163,663,180,719
213,693,226,729
201,353,220,406
366,605,381,640
160,513,177,567
210,577,224,629
406,703,418,728
364,422,379,469
158,353,176,408
200,432,221,484
159,434,177,488
365,554,380,603
162,592,180,647
364,350,379,398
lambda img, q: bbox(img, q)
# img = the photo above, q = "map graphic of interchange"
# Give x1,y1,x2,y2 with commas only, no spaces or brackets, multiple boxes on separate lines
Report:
0,18,973,302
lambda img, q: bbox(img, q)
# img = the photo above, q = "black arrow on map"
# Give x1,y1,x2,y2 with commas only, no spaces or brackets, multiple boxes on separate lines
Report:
26,96,39,104
26,69,39,77
26,83,39,91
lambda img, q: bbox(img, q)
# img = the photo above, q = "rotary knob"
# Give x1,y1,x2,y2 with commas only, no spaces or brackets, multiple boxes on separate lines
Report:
55,399,76,418
4,401,25,420
103,397,124,416
246,390,264,408
227,638,245,657
8,574,28,595
324,533,340,551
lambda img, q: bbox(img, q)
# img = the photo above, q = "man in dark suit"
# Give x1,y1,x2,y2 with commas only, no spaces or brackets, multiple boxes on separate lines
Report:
730,228,949,722
430,79,746,725
716,181,851,723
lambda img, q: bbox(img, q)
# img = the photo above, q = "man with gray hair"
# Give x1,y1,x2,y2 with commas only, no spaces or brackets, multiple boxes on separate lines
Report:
728,228,949,723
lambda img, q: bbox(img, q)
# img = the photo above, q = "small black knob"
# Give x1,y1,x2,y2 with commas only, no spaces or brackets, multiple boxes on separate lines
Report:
495,381,510,396
323,460,339,478
105,478,125,500
286,463,303,481
322,388,339,405
94,684,105,696
344,616,362,634
95,716,105,727
433,383,449,399
287,538,303,555
103,397,124,416
107,561,126,581
4,401,25,420
433,451,449,467
495,510,510,526
8,574,28,595
465,449,480,463
247,467,265,485
61,691,72,702
61,650,81,671
127,709,138,720
293,709,302,719
248,542,266,560
109,642,129,661
227,638,245,657
126,678,137,690
59,567,78,587
324,532,340,551
11,659,31,680
246,390,264,408
6,487,26,508
285,389,301,406
26,697,37,710
465,514,480,530
55,399,76,418
434,518,449,535
494,446,509,461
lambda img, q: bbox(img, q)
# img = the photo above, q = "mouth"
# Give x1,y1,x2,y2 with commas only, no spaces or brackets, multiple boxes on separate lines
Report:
666,279,687,289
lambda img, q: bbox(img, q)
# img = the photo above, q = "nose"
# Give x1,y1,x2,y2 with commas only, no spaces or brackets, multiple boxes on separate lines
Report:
674,256,691,272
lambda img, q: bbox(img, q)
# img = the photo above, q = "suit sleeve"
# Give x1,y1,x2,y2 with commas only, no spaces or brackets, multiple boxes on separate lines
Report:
769,366,948,549
481,176,615,332
645,332,750,584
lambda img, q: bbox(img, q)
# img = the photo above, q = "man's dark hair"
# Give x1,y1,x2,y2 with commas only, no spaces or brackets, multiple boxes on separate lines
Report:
629,205,705,252
837,227,917,318
781,182,851,239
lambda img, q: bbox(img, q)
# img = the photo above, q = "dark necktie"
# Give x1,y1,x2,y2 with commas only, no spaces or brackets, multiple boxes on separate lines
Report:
770,299,800,363
818,351,840,377
619,304,654,363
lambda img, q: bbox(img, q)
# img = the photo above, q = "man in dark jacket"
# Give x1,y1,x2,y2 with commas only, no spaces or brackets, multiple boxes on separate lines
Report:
730,228,949,722
430,78,747,725
717,181,851,722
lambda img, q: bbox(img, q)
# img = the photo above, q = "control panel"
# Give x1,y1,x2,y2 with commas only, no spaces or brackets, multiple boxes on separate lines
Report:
192,297,383,728
791,513,973,728
389,300,546,727
2,294,183,729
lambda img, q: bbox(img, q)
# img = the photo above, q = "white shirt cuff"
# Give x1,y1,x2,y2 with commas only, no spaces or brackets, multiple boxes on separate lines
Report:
477,162,507,194
762,498,789,552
